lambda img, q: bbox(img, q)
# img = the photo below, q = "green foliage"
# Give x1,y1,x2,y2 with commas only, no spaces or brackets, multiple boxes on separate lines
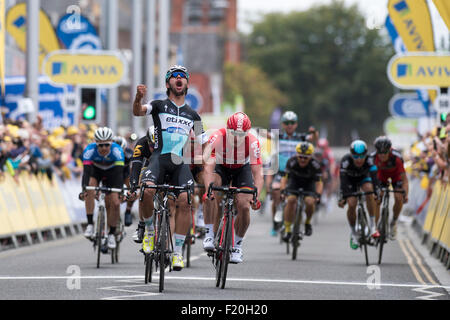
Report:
245,0,395,145
223,62,287,128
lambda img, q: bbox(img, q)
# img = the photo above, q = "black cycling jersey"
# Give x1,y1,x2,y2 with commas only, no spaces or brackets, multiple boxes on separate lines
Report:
285,156,322,184
130,136,154,190
144,98,207,159
339,154,377,179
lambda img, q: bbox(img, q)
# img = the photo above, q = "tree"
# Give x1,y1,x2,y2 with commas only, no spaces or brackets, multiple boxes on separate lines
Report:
223,62,287,128
245,0,395,145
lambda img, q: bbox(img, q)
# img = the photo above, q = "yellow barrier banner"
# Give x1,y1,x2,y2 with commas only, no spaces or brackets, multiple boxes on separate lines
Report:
43,175,71,225
21,173,54,228
423,180,442,233
0,178,14,236
439,186,450,250
432,184,450,242
9,174,39,231
36,174,62,226
433,0,450,31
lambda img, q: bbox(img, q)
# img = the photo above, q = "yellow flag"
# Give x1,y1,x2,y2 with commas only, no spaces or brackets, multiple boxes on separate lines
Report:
0,0,5,99
388,0,435,52
6,3,60,70
433,0,450,31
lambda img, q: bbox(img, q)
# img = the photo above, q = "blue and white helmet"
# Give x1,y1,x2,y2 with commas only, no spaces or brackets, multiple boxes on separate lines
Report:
350,140,368,156
281,111,298,123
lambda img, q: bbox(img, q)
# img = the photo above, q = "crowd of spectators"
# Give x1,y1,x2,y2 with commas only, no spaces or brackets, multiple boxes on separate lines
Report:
404,113,450,199
0,115,105,184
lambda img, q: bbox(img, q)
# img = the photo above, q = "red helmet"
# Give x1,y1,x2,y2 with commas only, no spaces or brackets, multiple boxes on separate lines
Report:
226,112,251,132
318,138,329,149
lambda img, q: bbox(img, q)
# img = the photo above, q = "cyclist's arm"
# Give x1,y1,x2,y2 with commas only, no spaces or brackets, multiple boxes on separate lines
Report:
280,174,287,191
82,163,93,189
251,163,263,198
315,180,324,196
133,89,152,116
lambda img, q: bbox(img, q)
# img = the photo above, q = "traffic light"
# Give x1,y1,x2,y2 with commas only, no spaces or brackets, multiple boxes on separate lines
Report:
81,88,97,122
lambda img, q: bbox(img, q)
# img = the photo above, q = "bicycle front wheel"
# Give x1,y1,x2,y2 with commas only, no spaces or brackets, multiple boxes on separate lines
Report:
215,218,225,288
159,212,167,292
378,207,389,265
96,209,105,269
358,207,369,266
292,203,303,261
145,253,153,284
220,214,232,289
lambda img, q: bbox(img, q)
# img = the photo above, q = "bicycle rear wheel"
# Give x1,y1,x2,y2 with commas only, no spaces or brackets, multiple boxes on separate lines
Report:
378,207,389,265
358,207,369,266
159,212,168,292
220,214,232,289
96,208,105,269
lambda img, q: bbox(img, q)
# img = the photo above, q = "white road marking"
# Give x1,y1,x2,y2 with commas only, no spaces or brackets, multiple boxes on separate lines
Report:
99,279,161,300
0,275,449,291
412,286,446,300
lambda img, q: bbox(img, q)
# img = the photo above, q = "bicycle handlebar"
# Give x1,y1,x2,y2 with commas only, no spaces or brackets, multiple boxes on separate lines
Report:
207,183,257,202
139,183,192,204
380,188,405,194
342,191,375,199
85,186,127,193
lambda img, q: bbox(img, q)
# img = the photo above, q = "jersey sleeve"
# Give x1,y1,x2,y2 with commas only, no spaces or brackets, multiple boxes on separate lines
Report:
249,134,262,165
193,112,209,144
143,100,157,116
207,130,222,159
312,160,323,182
111,144,125,166
82,143,96,165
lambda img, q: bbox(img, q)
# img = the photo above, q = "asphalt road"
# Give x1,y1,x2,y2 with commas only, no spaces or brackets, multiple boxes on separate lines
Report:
0,199,449,301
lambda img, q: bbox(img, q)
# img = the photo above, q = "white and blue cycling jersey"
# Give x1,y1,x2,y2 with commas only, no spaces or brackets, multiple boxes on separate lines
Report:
82,142,125,170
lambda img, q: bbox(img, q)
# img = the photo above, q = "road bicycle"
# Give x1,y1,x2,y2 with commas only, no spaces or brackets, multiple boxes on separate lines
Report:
343,191,376,266
206,183,257,289
182,184,204,268
377,186,405,265
84,186,126,268
283,188,319,260
139,183,192,292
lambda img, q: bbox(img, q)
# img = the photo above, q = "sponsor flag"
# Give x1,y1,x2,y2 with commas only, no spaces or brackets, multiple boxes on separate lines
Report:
432,0,450,31
6,3,60,70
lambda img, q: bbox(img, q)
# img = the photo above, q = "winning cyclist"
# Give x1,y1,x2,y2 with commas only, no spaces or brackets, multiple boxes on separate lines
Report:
80,127,125,249
133,65,208,271
280,142,323,241
268,111,305,236
371,136,409,240
202,112,263,264
338,140,380,250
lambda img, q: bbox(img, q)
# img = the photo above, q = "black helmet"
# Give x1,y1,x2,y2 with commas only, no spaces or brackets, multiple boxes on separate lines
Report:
374,136,392,154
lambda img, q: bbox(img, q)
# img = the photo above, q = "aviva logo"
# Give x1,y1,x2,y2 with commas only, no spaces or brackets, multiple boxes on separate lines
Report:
393,1,410,17
43,50,126,87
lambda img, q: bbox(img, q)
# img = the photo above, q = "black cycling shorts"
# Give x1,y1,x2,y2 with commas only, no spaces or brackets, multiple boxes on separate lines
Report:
141,153,194,193
285,179,316,196
340,175,373,197
380,179,403,190
91,165,123,189
214,163,255,189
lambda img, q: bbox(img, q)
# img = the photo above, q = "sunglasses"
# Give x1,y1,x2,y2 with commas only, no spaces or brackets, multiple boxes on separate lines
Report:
97,143,111,148
170,72,187,79
227,129,248,137
377,151,389,155
352,154,366,159
283,121,296,125
298,155,311,160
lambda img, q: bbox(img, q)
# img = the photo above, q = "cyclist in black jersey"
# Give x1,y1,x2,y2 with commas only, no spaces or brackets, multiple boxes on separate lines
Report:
132,65,208,271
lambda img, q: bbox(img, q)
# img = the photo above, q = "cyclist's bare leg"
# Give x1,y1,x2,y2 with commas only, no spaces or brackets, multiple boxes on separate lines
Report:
393,191,404,221
361,183,377,227
283,195,298,231
142,182,156,223
170,199,176,237
105,192,121,230
234,193,252,238
304,196,316,223
203,173,222,236
271,187,281,220
346,197,358,228
85,177,98,220
375,190,384,224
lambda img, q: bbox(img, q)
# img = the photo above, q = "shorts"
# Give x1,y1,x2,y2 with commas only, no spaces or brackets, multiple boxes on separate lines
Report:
271,172,283,185
141,153,194,193
285,179,316,196
379,179,403,189
340,175,372,198
91,165,123,189
214,163,255,189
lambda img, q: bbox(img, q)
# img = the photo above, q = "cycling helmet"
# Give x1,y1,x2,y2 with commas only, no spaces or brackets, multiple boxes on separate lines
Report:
226,112,252,132
374,136,392,154
146,125,155,144
165,65,189,82
94,127,113,142
296,141,314,155
113,136,127,149
318,138,329,149
350,140,368,156
281,111,298,123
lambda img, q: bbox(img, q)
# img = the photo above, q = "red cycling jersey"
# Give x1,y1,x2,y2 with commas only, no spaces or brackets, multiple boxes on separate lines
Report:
371,149,405,183
208,128,262,169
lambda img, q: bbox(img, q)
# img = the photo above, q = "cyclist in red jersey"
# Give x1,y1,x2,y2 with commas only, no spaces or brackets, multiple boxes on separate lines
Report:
202,112,263,263
370,136,409,240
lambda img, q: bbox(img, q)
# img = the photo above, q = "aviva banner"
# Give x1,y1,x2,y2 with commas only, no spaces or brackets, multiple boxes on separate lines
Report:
388,0,435,52
387,53,450,89
6,3,60,69
42,50,127,87
433,0,450,31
